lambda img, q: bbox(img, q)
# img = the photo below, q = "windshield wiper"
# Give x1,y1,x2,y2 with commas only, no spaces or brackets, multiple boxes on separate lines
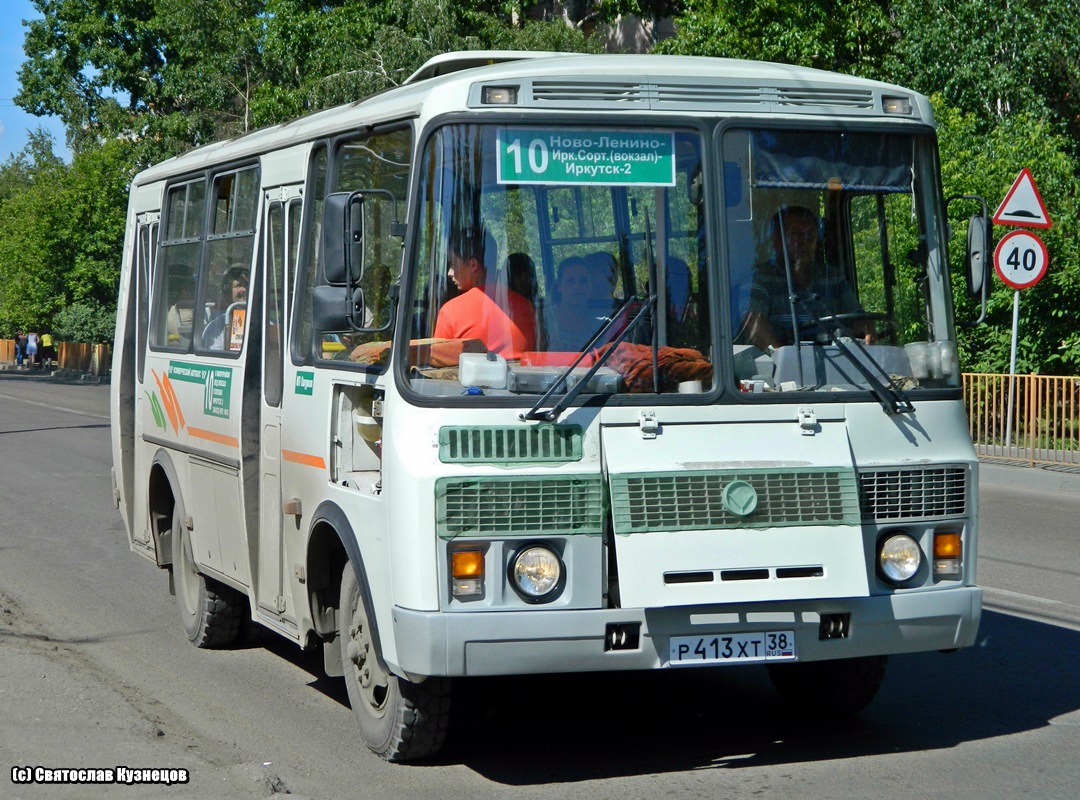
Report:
521,294,656,422
805,308,915,416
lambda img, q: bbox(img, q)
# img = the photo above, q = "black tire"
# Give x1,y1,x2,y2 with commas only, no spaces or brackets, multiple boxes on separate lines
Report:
173,508,243,648
767,655,888,717
339,562,451,761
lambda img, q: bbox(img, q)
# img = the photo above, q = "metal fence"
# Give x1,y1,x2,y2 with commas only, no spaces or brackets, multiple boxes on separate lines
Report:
1,340,111,375
963,372,1080,466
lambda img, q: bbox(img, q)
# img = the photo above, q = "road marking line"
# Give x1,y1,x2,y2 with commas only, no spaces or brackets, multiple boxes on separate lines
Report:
0,391,109,420
984,586,1062,606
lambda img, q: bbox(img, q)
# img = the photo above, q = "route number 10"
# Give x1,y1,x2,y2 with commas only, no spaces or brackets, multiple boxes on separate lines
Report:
505,138,549,175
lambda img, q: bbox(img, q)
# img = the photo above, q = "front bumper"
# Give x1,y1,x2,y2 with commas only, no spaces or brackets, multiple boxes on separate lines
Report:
391,586,982,677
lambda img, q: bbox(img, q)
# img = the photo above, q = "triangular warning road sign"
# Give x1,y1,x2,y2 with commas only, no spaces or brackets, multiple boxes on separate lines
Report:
993,168,1052,228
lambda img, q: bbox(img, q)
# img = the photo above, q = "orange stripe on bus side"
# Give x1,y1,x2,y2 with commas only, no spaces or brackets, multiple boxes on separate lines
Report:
151,369,180,434
282,449,327,469
187,427,240,448
162,372,186,429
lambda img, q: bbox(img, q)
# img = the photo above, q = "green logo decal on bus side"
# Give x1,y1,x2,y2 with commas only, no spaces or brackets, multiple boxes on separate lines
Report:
295,371,315,395
167,361,233,419
496,128,676,187
146,390,167,430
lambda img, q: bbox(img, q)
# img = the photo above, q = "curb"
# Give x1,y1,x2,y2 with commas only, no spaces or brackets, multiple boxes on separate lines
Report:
0,364,110,384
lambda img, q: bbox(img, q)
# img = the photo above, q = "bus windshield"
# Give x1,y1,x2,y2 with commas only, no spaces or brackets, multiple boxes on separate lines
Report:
725,127,958,398
400,121,957,402
405,123,709,397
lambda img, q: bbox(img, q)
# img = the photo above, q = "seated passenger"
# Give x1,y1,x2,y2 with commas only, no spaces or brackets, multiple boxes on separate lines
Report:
546,255,611,352
664,256,706,349
166,276,196,348
505,252,538,303
665,256,691,321
741,205,867,350
433,227,536,360
202,265,249,350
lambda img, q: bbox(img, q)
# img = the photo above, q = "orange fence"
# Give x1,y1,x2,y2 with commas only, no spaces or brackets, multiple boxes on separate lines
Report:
963,372,1080,466
1,339,111,376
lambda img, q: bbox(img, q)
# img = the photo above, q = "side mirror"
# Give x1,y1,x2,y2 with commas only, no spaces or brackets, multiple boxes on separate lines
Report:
312,285,366,333
315,189,400,334
965,213,992,298
321,192,365,285
946,194,991,326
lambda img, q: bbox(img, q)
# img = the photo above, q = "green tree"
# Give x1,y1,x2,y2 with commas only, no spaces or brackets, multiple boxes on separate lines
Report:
15,0,603,147
61,138,139,311
657,0,895,77
15,0,166,152
0,132,69,334
889,1,1080,149
16,0,299,152
249,0,599,123
0,131,134,341
937,100,1080,374
886,2,1080,374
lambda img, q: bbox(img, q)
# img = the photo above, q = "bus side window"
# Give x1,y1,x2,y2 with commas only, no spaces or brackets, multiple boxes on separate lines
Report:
152,178,205,350
321,127,413,367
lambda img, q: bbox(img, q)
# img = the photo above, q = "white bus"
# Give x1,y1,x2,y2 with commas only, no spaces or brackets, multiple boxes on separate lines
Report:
111,51,989,761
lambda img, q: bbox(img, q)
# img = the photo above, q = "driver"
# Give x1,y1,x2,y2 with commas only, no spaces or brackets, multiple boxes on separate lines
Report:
741,205,868,350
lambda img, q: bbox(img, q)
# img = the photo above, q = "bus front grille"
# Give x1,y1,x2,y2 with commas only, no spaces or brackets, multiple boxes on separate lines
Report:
609,468,861,534
435,475,604,539
858,465,969,522
438,425,582,464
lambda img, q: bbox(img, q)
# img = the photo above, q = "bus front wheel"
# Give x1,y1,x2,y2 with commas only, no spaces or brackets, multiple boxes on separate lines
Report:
767,655,887,716
339,563,450,761
173,508,242,648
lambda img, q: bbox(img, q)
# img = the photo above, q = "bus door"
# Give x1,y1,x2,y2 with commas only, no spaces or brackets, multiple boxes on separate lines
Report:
126,210,158,557
257,186,302,626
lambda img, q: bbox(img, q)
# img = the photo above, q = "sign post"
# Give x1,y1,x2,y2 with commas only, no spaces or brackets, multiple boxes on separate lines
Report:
992,170,1052,447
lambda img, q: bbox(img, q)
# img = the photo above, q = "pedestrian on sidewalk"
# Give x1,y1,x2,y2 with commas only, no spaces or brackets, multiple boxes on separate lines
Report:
26,331,39,368
14,329,25,367
40,330,56,368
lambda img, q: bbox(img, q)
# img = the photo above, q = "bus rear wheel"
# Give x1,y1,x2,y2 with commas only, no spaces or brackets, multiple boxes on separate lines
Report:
173,508,242,648
767,655,887,716
339,563,450,761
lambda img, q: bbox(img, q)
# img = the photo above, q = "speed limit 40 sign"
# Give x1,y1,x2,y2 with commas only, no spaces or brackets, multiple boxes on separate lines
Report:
994,229,1048,289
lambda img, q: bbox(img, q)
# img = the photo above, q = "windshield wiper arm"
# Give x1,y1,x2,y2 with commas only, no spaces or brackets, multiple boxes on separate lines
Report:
521,294,656,422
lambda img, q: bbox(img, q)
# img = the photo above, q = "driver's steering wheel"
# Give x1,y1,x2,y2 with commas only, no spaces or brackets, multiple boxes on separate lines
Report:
809,311,895,343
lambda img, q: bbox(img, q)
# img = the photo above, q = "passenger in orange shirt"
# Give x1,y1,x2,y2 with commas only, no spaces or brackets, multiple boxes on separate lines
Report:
433,227,536,360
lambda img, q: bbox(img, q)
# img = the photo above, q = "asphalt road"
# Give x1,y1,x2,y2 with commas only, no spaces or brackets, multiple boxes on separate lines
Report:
1,372,1078,799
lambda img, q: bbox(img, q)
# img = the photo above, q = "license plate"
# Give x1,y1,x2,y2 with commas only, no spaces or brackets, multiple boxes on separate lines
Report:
669,631,796,666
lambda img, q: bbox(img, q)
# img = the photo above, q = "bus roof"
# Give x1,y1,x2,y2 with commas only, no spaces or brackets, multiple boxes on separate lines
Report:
132,52,933,186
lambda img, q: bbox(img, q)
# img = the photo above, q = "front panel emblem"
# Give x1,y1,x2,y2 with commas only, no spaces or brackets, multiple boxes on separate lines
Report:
722,480,759,517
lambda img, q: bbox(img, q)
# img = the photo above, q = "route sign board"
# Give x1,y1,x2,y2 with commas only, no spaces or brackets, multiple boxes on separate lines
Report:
993,168,1052,228
993,229,1048,289
496,128,676,186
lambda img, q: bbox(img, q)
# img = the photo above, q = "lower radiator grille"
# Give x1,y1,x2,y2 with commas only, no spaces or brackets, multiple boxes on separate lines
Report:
435,475,604,539
609,468,860,534
858,465,968,522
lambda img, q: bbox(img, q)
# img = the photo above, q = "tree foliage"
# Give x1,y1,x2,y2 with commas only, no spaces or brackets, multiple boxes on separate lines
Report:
936,101,1080,374
5,0,1080,370
656,0,894,77
0,131,133,340
889,1,1080,149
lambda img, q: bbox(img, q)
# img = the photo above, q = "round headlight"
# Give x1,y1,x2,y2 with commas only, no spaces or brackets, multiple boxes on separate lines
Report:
879,533,922,583
511,545,562,599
